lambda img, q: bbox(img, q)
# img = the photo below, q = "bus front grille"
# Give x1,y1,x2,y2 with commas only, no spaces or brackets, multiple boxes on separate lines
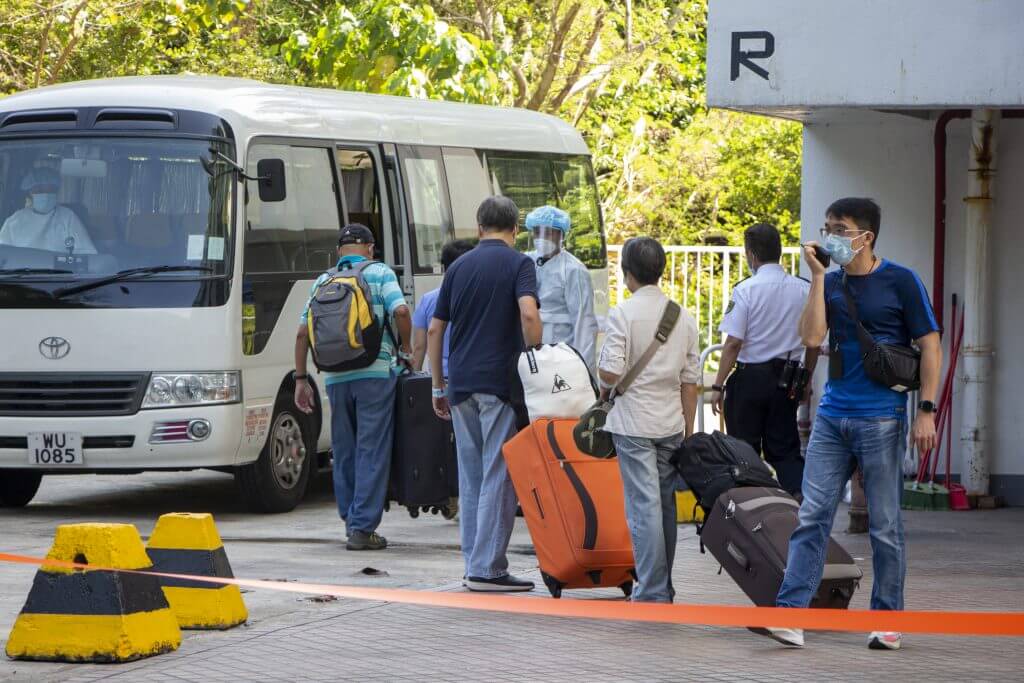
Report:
0,373,149,417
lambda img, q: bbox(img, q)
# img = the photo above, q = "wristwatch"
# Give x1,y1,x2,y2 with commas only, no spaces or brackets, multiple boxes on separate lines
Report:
397,349,413,362
918,400,936,414
431,387,446,399
712,384,725,393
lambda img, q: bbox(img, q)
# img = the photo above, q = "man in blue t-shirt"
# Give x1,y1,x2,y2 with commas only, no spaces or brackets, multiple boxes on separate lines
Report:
427,196,542,592
412,239,474,375
760,198,941,652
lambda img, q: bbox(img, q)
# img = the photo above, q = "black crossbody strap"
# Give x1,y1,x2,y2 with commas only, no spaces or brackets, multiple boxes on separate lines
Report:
839,274,878,356
613,300,681,398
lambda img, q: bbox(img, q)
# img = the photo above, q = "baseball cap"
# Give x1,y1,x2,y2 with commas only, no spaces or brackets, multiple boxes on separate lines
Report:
338,223,375,246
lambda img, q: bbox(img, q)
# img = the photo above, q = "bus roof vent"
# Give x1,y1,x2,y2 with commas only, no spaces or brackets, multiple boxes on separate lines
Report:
0,109,78,131
93,108,176,130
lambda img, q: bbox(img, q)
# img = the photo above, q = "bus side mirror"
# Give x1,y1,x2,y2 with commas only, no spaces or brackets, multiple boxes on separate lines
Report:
256,158,286,202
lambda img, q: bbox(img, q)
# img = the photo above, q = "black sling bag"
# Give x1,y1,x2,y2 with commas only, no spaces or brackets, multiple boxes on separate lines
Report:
833,274,921,393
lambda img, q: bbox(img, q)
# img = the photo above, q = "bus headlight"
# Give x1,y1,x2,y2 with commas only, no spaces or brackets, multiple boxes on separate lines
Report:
142,372,241,409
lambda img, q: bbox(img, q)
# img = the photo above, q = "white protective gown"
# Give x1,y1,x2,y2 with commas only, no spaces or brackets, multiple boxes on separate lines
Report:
0,206,97,254
529,249,599,371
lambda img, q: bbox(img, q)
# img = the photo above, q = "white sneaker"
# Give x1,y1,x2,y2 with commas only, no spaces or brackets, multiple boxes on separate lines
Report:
868,631,902,650
757,627,804,648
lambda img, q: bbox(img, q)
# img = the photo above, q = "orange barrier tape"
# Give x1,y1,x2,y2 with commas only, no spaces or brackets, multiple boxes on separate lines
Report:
2,551,1022,636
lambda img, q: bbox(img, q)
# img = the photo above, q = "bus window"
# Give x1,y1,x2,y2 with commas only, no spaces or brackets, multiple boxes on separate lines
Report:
486,152,607,270
243,143,340,355
336,148,383,242
245,144,340,274
441,148,491,241
398,145,453,274
551,156,606,270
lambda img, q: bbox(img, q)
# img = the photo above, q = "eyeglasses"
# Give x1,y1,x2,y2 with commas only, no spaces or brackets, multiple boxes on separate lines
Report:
820,223,866,238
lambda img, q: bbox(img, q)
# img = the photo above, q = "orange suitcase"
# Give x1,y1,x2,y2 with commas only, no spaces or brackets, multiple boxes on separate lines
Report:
503,418,635,598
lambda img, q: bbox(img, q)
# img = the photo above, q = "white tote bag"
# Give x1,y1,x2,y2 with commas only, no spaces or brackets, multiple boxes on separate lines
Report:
517,343,596,421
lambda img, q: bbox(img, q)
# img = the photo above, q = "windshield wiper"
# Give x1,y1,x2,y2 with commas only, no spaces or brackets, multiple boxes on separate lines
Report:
53,265,214,298
0,267,74,277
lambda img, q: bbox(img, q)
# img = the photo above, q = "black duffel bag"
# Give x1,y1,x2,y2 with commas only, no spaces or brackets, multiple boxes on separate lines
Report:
671,431,779,513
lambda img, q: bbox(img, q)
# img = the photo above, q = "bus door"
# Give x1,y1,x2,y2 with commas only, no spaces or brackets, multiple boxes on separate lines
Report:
333,144,396,272
394,145,492,305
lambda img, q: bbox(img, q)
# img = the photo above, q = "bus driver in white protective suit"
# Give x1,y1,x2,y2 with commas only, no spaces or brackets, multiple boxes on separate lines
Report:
0,167,97,254
526,205,598,372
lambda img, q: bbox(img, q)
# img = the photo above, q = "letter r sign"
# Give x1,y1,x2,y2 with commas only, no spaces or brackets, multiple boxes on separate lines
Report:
731,31,775,81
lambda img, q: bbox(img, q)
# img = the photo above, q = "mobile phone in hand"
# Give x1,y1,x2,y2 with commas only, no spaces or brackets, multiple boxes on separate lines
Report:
805,244,830,268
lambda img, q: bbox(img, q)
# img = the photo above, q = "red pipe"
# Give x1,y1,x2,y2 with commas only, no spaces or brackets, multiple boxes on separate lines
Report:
934,109,1024,330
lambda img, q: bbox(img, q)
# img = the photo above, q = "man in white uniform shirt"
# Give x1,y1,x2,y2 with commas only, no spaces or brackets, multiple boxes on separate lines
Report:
526,205,599,371
0,168,96,255
710,223,817,495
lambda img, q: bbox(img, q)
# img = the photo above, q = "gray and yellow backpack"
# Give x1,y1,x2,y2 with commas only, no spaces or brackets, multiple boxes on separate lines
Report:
307,260,391,372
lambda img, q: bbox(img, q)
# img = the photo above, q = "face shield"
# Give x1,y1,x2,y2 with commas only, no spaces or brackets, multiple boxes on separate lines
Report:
531,225,563,258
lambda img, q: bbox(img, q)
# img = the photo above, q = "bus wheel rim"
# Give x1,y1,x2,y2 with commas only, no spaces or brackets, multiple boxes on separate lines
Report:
270,411,305,490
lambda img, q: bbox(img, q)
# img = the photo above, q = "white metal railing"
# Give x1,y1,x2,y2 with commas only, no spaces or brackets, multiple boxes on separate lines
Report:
607,245,802,350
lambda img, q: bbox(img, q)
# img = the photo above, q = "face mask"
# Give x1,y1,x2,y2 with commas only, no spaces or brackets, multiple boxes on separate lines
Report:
534,237,558,258
823,232,863,267
31,193,57,214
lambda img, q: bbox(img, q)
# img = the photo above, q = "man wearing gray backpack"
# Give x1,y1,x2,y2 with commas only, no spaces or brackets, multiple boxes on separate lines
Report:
294,224,413,551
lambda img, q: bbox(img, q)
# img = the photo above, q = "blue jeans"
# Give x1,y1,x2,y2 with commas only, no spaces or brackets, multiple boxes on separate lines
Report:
612,432,684,603
450,393,519,579
327,376,397,534
777,414,908,611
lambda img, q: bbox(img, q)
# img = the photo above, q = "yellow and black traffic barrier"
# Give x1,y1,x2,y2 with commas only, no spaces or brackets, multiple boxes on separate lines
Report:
5,523,181,662
146,513,247,630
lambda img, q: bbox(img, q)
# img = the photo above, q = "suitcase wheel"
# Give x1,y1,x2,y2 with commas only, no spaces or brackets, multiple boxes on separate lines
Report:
407,507,419,519
541,572,564,599
619,581,633,598
441,499,458,520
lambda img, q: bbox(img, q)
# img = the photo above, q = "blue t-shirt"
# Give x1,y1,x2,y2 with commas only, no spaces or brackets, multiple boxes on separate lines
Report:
412,288,450,377
818,259,939,418
433,239,538,406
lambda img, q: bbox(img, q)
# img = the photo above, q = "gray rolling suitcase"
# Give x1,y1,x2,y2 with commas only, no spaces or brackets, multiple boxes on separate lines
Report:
700,486,862,608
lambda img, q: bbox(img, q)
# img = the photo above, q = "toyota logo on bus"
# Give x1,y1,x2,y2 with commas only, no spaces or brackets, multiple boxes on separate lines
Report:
39,336,71,360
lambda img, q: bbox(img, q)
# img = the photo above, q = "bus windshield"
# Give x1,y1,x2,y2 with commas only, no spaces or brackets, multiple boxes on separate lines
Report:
0,137,232,281
487,152,607,270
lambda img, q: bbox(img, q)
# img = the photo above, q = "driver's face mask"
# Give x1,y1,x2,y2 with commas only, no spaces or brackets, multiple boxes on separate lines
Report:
31,193,57,214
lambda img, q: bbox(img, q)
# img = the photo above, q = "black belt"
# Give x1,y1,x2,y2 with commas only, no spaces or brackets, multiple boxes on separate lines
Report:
735,359,797,372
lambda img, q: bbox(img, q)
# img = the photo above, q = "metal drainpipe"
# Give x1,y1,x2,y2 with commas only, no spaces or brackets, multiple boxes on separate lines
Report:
961,109,1000,496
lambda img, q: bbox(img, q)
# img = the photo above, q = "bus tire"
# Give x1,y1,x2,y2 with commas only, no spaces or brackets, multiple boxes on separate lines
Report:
0,470,43,507
235,394,316,513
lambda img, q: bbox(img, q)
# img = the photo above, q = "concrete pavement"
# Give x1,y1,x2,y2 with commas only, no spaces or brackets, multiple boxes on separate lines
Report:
1,470,1022,681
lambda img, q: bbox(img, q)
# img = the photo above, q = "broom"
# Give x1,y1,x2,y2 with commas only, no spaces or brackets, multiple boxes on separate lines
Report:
904,296,963,510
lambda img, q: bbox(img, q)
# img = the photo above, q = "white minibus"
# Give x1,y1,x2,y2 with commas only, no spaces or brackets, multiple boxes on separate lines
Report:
0,76,608,511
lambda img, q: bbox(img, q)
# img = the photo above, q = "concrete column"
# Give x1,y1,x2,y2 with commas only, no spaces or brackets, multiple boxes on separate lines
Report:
960,109,1000,495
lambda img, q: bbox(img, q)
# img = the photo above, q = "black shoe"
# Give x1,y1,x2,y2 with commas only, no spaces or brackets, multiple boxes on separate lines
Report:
346,530,387,550
464,574,535,592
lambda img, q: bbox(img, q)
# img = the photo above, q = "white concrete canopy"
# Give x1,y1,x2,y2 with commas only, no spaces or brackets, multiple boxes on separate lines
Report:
707,0,1024,120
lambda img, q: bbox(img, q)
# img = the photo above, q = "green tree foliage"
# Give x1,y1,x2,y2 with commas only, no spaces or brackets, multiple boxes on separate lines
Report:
0,0,801,246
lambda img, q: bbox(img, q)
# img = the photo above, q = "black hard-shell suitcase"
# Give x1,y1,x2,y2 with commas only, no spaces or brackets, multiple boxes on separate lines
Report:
389,372,458,519
700,486,862,608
